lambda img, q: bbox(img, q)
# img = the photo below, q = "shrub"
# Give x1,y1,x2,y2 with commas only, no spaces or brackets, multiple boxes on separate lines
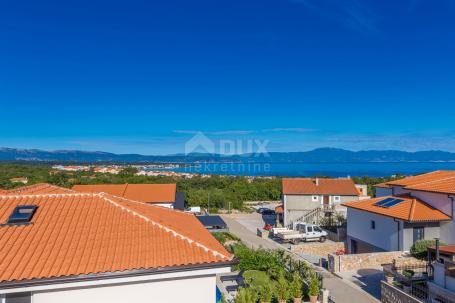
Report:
234,287,257,303
258,283,274,303
289,271,303,299
212,232,226,244
275,272,290,301
308,274,320,297
410,240,446,260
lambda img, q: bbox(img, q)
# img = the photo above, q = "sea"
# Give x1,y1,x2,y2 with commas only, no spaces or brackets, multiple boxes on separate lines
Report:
161,162,455,177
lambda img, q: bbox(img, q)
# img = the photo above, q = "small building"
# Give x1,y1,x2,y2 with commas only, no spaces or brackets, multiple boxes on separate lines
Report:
343,195,450,253
72,183,185,210
281,177,368,226
344,170,455,253
0,188,233,303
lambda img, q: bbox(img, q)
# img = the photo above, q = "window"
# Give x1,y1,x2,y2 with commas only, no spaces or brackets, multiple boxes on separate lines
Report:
307,226,313,233
371,220,375,229
413,227,424,243
5,292,32,303
314,226,322,232
7,205,38,224
312,195,318,202
333,196,340,202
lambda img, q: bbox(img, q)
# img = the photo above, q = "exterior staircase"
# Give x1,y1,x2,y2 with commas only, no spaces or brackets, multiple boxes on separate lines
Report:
288,205,337,228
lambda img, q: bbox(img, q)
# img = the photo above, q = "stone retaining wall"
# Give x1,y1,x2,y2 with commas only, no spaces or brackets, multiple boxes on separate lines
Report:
329,251,404,272
290,242,344,258
381,281,423,303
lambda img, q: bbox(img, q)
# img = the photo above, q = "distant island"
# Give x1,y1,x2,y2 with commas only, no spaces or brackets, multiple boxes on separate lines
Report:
2,147,455,164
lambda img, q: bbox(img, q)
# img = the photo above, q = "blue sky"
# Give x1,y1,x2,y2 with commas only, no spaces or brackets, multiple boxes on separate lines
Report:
1,0,455,154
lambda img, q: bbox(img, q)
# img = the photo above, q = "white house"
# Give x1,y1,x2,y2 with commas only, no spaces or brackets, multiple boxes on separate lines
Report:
0,185,233,303
428,244,455,302
282,177,369,226
343,170,455,253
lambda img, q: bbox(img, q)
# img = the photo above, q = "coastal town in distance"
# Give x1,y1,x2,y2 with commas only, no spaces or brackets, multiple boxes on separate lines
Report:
2,1,455,303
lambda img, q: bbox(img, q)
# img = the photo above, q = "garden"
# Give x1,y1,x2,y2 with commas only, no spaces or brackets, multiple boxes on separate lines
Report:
223,243,321,303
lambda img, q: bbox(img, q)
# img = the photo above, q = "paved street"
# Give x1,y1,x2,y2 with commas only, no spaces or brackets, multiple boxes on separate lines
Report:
222,214,380,303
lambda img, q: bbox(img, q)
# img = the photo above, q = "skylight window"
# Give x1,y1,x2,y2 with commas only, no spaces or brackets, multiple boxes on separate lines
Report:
7,205,38,224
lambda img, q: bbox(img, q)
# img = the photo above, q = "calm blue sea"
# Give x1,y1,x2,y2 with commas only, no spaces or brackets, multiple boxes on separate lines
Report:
169,162,455,177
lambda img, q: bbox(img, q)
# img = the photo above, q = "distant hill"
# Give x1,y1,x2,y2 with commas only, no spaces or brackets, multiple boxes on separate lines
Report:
1,147,455,163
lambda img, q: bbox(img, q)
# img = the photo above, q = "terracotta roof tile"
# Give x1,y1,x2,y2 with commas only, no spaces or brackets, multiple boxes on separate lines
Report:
0,192,231,283
4,183,75,195
375,182,392,188
282,178,359,196
386,170,455,187
72,184,176,203
342,195,451,222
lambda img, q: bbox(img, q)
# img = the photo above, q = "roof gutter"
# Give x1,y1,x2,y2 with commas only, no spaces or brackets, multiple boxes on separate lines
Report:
0,259,238,290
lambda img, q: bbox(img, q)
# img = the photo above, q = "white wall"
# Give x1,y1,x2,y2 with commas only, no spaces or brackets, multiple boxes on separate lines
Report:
347,208,400,251
33,275,216,303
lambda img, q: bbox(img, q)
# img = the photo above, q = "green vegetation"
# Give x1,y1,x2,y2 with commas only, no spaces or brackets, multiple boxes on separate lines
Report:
289,271,303,299
231,244,313,302
410,239,446,260
308,274,321,297
211,232,240,245
0,163,404,209
234,287,257,303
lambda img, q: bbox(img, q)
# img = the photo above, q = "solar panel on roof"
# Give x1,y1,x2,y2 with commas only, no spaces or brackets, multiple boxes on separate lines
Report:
381,198,405,208
373,197,396,207
7,205,38,224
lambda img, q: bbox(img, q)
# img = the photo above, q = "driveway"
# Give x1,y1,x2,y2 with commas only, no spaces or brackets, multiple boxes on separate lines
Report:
222,213,380,303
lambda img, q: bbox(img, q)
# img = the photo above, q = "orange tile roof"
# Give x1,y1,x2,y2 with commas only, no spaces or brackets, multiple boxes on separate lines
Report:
433,245,455,255
386,170,455,187
282,178,360,196
72,183,176,203
381,170,455,194
375,182,392,189
342,195,451,222
5,183,75,195
0,192,231,283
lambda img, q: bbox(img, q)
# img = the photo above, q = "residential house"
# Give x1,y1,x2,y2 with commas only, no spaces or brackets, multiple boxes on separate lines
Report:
0,186,233,303
72,183,185,210
343,170,455,253
281,177,368,226
428,244,455,303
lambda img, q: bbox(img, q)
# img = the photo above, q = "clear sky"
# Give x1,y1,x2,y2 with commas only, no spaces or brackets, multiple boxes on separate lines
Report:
1,0,454,154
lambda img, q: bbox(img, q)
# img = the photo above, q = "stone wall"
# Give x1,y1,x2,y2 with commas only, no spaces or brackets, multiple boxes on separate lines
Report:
329,251,404,272
381,281,423,303
290,242,345,258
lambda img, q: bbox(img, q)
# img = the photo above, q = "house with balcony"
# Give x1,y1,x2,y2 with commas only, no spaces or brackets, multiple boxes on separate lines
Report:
427,244,455,303
0,184,233,303
343,170,455,254
282,177,368,226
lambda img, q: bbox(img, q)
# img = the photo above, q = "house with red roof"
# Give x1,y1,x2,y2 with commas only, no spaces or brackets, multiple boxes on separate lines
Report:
0,184,233,303
281,177,368,226
343,171,455,253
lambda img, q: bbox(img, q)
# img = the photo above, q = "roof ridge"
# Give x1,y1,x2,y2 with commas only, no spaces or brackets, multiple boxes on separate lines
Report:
0,192,97,199
98,193,229,259
121,183,129,197
404,175,455,188
408,198,417,221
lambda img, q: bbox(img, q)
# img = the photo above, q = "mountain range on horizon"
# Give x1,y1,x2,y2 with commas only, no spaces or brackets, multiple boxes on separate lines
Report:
1,147,455,164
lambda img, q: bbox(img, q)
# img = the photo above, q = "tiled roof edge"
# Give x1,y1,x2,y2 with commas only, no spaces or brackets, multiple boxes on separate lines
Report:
98,193,230,260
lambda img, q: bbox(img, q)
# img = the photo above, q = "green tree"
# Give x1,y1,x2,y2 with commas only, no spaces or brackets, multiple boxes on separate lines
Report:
289,271,303,299
234,287,257,303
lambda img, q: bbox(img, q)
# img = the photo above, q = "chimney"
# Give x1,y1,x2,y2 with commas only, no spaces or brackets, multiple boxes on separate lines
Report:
315,178,319,186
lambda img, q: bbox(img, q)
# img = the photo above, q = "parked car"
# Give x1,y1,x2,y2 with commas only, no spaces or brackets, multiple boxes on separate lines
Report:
277,223,327,244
